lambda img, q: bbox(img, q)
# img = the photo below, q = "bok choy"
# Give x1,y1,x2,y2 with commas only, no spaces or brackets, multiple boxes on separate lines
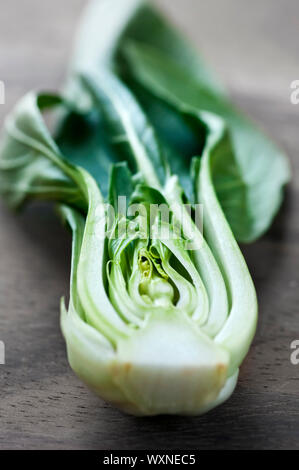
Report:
0,0,289,416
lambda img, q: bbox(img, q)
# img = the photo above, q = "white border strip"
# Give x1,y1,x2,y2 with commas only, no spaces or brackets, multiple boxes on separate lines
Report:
0,341,5,364
0,81,4,105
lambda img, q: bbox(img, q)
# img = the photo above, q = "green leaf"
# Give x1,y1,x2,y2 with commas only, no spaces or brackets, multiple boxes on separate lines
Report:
55,108,120,200
0,92,85,210
130,91,254,242
122,41,290,242
122,81,207,203
108,161,135,210
114,1,225,96
80,69,167,189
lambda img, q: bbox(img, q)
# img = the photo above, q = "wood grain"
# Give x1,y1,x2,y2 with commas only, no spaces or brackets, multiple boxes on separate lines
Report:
0,0,298,450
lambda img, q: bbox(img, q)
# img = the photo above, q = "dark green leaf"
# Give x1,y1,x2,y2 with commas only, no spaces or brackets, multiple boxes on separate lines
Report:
108,161,135,210
55,109,119,199
122,41,290,242
80,69,167,189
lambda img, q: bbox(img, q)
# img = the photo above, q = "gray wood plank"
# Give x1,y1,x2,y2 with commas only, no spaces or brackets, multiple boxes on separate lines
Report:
0,0,298,450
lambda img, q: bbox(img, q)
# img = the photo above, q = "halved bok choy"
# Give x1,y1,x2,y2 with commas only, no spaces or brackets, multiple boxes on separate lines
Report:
0,77,256,415
0,0,289,416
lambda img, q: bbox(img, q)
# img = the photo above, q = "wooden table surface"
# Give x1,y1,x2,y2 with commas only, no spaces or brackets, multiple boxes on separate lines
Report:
0,0,298,450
